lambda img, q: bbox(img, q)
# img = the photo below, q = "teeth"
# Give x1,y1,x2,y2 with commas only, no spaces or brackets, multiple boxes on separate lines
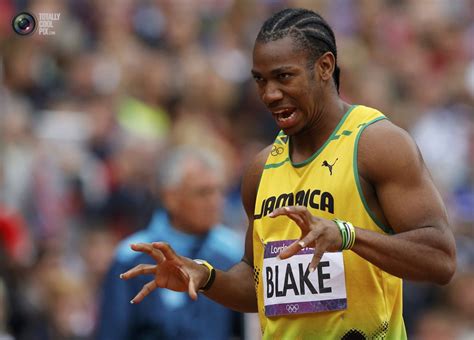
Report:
277,111,296,122
274,109,291,115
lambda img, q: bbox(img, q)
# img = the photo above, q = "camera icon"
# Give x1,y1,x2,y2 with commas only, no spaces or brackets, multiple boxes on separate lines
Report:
12,12,36,36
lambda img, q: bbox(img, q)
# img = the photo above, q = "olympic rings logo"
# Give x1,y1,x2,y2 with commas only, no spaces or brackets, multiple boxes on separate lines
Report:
286,304,300,313
271,145,284,156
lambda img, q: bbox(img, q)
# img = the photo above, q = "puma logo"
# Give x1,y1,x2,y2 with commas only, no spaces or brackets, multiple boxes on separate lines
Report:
322,158,338,175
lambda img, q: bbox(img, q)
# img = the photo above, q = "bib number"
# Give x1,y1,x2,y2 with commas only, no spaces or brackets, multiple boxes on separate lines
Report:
263,240,347,317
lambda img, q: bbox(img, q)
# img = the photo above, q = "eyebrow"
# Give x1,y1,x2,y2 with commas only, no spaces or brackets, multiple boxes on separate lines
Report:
251,70,260,77
271,66,296,75
251,65,296,77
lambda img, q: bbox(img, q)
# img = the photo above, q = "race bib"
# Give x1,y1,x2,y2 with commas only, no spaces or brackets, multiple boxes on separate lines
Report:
263,239,347,317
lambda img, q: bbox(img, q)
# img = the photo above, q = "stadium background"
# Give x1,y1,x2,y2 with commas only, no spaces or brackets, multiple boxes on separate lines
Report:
0,0,473,339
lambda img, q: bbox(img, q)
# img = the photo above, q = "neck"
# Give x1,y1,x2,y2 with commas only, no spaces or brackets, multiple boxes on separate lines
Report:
169,215,209,236
290,99,350,163
169,216,194,235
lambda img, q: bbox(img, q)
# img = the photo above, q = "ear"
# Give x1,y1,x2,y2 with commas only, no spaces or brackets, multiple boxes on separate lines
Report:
316,52,335,82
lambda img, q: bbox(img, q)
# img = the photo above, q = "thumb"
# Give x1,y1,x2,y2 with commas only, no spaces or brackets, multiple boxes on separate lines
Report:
188,279,199,301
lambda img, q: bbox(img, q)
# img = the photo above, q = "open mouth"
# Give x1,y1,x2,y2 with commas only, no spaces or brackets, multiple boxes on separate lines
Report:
272,108,297,125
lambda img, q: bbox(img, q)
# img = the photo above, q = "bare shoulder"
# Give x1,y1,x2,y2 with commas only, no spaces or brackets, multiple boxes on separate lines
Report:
241,145,272,216
357,118,451,234
358,118,424,185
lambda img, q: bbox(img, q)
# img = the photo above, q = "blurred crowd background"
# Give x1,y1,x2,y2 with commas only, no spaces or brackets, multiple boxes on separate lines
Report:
0,0,473,339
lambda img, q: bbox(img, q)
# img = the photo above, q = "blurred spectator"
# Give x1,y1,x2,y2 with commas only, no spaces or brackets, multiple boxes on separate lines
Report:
445,273,474,338
97,146,243,340
413,308,464,340
0,279,13,340
0,205,32,266
412,273,474,340
411,104,472,193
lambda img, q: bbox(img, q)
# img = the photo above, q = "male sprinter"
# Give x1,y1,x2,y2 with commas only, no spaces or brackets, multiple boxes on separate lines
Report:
120,8,456,339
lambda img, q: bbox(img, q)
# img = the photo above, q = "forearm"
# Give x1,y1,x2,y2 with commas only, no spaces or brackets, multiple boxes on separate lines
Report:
204,261,258,313
352,226,456,284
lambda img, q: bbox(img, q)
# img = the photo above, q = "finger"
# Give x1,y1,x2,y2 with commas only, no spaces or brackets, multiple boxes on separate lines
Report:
131,243,165,264
288,206,315,228
269,206,309,231
308,247,325,273
270,205,310,217
270,207,313,232
287,212,305,227
285,205,312,214
120,264,156,280
152,242,183,264
269,206,294,217
298,230,321,249
270,207,309,231
299,208,315,227
130,280,157,304
278,239,305,260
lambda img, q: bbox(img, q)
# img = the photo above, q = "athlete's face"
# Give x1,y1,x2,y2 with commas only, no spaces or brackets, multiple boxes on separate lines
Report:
252,36,327,135
164,160,225,234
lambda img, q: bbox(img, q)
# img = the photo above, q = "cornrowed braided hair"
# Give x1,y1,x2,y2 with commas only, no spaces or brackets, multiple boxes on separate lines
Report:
257,8,340,92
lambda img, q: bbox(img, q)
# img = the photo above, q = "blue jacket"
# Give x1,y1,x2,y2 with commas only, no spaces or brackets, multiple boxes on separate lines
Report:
96,211,243,340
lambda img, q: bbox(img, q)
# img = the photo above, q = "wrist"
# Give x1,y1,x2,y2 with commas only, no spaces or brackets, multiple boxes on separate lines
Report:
333,219,356,250
193,259,216,292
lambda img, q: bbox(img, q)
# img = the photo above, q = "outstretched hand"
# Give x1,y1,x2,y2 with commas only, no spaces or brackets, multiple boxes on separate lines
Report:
120,242,208,303
269,206,343,271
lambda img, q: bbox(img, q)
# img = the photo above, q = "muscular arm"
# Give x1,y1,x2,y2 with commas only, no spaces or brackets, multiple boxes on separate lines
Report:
275,119,456,285
200,146,271,312
353,120,456,284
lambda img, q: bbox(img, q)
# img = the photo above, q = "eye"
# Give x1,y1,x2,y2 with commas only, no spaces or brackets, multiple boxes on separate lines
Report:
253,74,264,83
278,73,292,80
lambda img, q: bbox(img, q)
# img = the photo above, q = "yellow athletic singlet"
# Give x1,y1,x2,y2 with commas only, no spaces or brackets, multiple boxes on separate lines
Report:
253,105,407,339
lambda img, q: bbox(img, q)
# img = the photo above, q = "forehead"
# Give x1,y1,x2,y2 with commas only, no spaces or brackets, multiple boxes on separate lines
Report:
252,35,308,71
180,159,221,184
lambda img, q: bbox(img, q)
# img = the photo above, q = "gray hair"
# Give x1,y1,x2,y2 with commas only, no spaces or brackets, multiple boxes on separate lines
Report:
156,145,224,190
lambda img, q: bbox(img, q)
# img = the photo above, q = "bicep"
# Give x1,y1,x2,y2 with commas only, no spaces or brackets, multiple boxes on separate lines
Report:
242,218,254,266
240,145,271,265
377,162,448,234
360,121,449,234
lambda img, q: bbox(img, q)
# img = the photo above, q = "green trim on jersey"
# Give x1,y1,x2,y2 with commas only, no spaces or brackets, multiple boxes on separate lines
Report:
353,116,394,234
264,157,291,169
291,104,357,168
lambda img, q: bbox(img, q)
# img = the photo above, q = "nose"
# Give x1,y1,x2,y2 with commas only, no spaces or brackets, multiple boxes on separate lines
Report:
262,82,283,106
200,186,224,206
